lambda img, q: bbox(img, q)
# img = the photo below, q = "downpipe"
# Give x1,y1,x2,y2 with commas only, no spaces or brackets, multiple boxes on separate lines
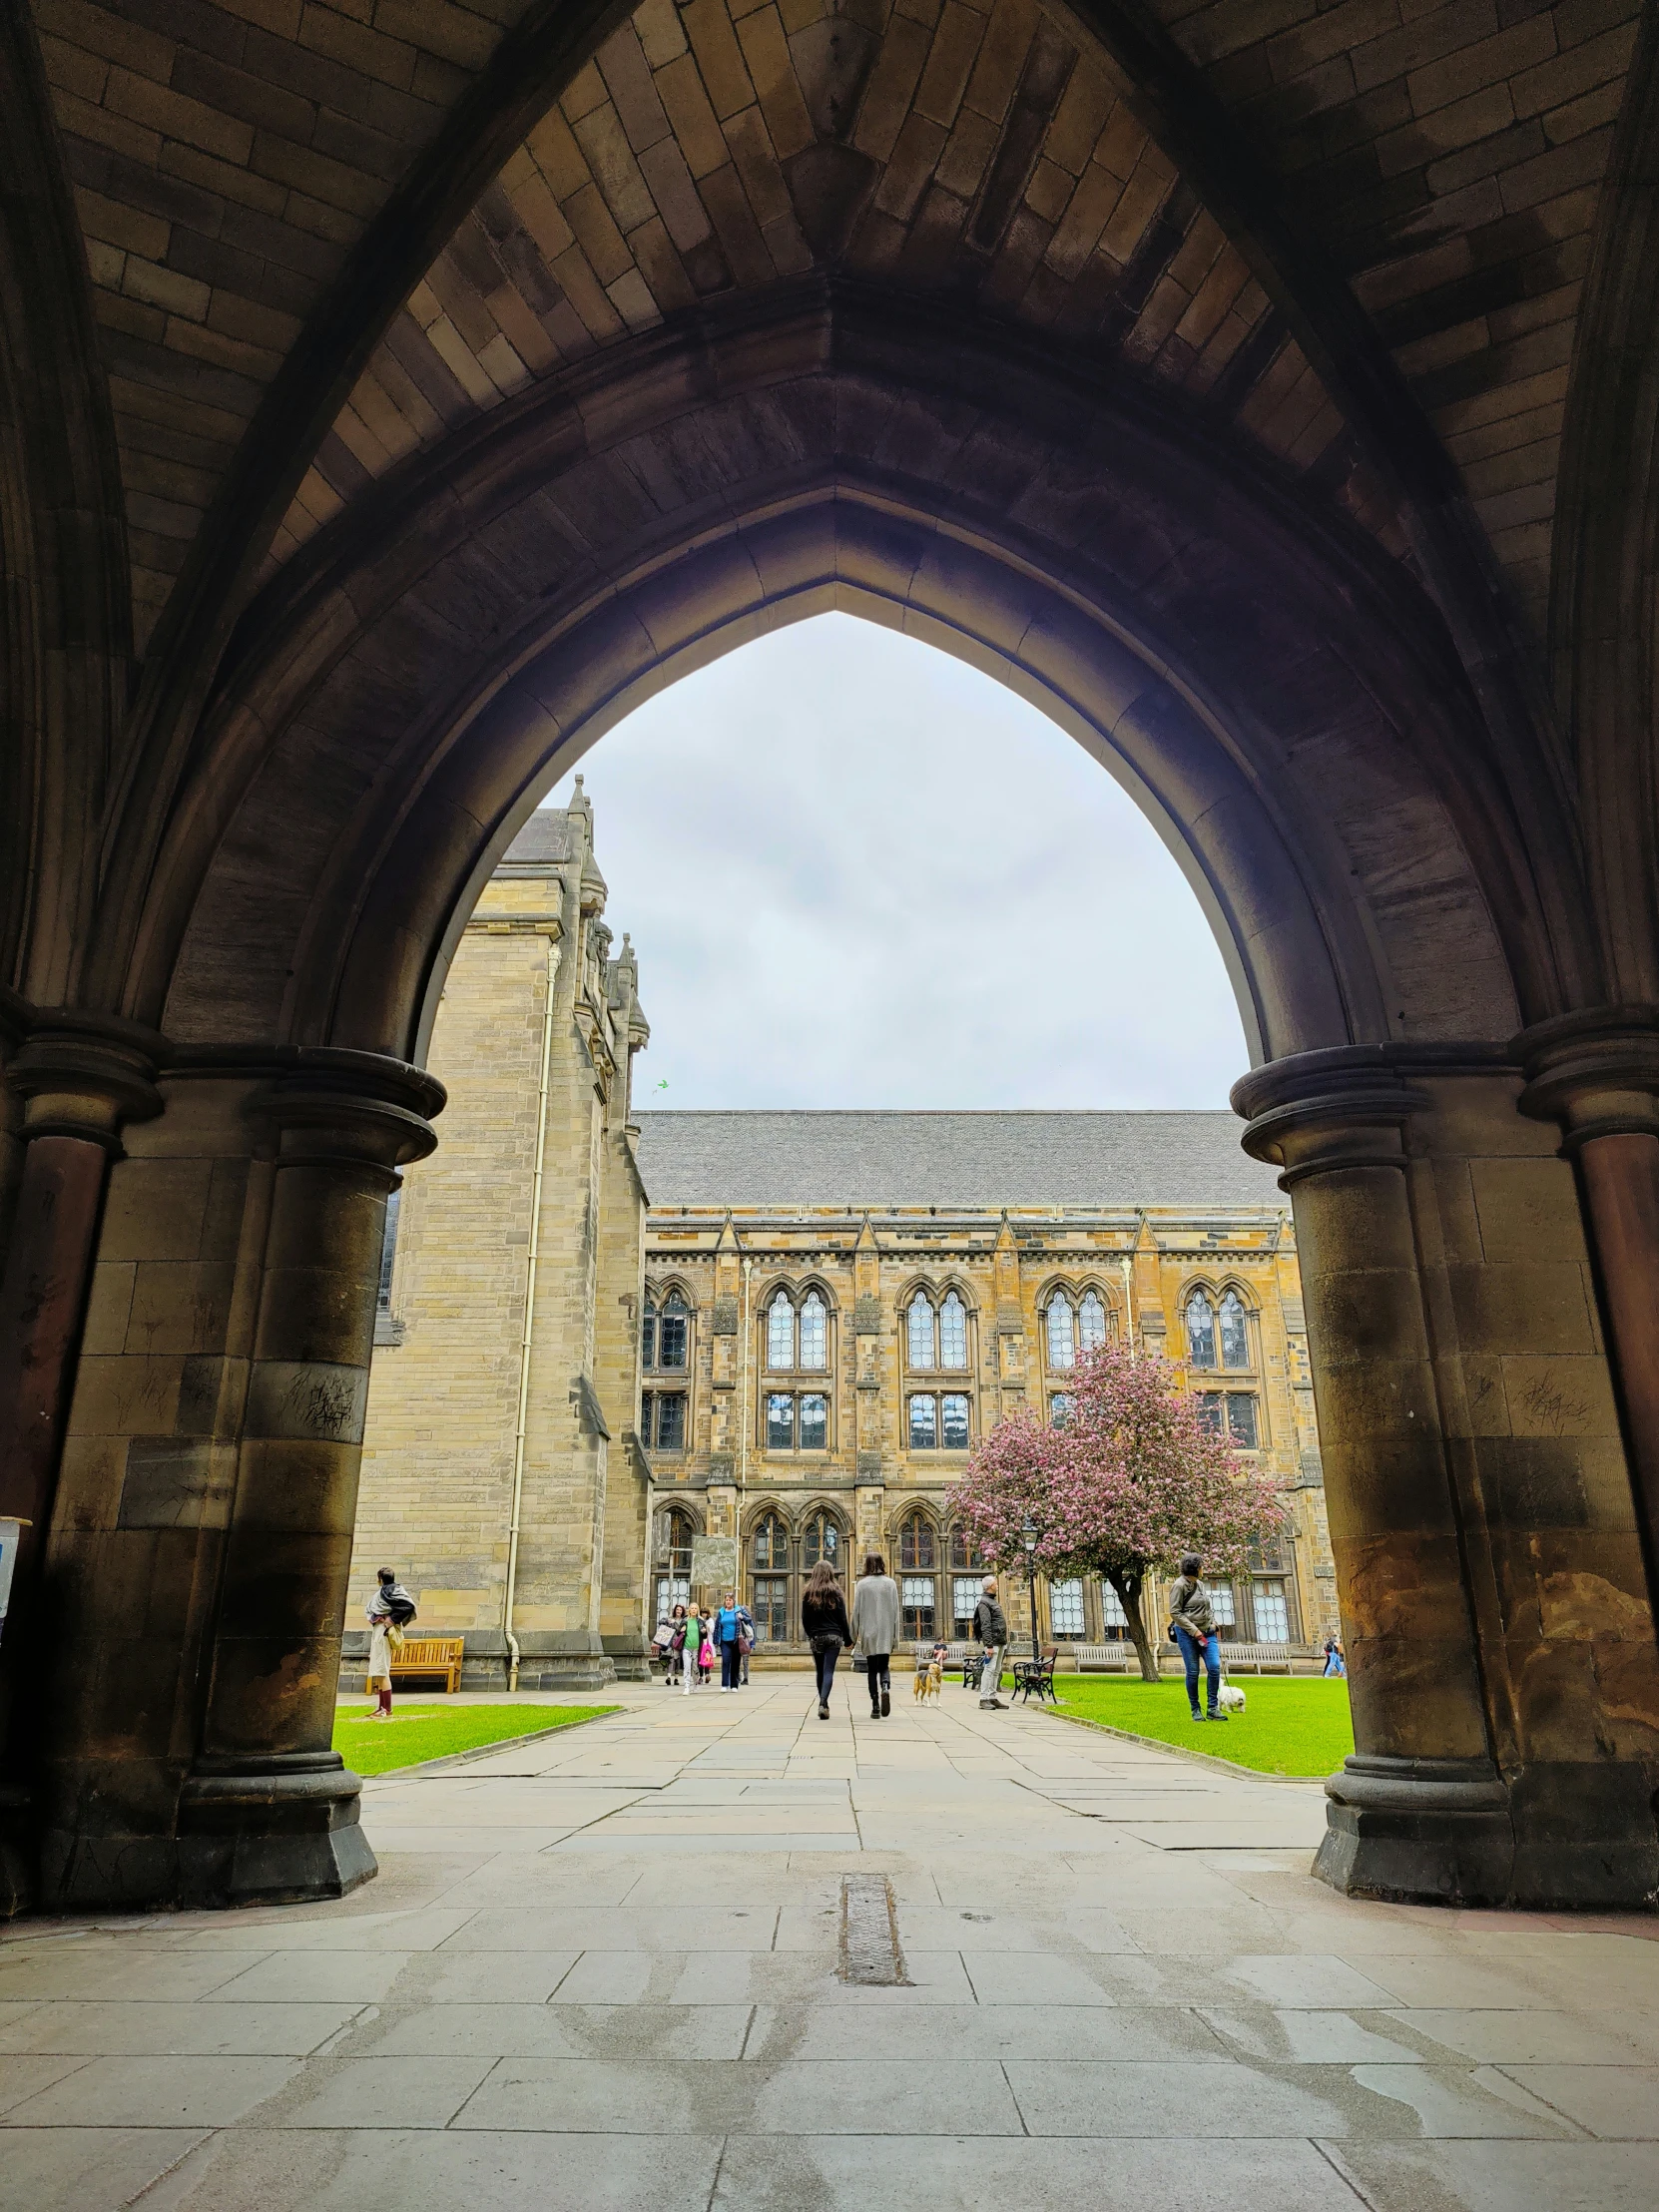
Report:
505,933,558,1693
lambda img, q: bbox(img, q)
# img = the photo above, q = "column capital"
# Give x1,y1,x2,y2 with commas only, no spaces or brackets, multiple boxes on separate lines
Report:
1515,1005,1659,1148
171,1044,444,1179
3,1011,165,1150
1231,1048,1434,1187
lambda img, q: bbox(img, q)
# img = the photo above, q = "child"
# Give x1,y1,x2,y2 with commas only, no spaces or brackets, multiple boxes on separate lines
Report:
697,1608,714,1686
365,1567,417,1720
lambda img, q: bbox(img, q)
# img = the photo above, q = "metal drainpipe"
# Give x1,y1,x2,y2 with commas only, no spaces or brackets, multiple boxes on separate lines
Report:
504,932,559,1693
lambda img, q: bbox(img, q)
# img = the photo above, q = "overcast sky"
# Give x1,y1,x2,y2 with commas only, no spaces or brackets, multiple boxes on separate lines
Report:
545,615,1247,1111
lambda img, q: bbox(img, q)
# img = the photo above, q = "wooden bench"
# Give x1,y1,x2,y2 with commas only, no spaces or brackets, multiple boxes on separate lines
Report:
1217,1641,1304,1675
376,1635,464,1693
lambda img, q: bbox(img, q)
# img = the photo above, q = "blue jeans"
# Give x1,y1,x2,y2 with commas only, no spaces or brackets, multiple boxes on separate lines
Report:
721,1640,742,1689
1175,1626,1220,1714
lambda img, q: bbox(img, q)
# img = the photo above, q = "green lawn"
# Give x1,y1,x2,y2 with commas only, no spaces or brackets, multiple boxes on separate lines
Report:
333,1702,617,1776
1051,1675,1354,1778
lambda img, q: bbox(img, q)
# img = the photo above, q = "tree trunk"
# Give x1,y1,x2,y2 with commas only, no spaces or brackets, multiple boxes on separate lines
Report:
1111,1569,1162,1683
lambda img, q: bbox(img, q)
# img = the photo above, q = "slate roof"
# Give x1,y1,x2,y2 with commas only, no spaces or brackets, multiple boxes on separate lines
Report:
633,1112,1283,1211
500,810,572,867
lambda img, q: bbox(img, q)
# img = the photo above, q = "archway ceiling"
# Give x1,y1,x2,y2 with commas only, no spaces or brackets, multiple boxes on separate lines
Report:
31,0,1640,661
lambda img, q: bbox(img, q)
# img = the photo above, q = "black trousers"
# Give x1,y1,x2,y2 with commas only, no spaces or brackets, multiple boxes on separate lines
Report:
864,1652,890,1708
812,1637,841,1703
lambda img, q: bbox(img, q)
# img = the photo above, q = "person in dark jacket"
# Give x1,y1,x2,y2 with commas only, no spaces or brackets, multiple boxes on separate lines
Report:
971,1577,1008,1711
802,1559,852,1719
1168,1552,1226,1721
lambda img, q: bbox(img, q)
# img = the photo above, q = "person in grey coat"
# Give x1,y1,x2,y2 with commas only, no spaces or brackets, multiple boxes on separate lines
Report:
972,1576,1008,1710
851,1552,900,1720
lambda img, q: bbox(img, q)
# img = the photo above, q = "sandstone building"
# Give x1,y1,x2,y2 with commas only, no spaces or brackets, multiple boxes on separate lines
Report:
354,809,1336,1683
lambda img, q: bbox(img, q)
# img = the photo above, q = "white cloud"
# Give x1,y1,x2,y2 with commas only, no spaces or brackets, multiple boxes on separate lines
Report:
548,614,1248,1109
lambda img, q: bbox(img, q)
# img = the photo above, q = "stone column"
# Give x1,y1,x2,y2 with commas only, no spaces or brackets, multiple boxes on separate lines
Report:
0,1018,160,1914
1519,1009,1659,1604
1237,1048,1659,1909
34,1048,440,1912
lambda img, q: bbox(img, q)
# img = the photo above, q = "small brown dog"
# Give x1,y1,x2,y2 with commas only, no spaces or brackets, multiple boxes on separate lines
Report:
913,1659,942,1703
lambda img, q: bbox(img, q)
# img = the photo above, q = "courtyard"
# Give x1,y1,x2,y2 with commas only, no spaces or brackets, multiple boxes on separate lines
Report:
0,1681,1653,2212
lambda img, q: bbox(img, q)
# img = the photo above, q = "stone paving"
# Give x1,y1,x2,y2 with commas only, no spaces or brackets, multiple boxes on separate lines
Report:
1,1677,1656,2211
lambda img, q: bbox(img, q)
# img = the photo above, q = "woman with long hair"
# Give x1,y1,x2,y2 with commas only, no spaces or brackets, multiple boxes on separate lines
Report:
851,1551,899,1721
801,1558,852,1720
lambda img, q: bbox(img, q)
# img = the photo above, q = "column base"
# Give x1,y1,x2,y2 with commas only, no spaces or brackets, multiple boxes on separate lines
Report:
0,1786,35,1920
1319,1754,1659,1909
172,1752,377,1911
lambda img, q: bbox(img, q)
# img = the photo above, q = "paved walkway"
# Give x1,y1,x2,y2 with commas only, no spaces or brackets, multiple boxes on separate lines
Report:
2,1677,1655,2211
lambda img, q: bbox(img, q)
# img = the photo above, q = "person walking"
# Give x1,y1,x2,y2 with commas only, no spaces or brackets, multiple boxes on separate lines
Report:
972,1576,1007,1711
714,1590,745,1691
1322,1634,1347,1678
667,1602,694,1693
736,1598,756,1686
365,1566,416,1720
1169,1553,1227,1721
696,1606,715,1688
851,1551,899,1719
801,1558,852,1720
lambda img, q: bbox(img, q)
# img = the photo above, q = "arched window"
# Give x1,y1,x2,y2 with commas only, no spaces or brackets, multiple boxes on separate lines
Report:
1219,1289,1250,1370
803,1510,839,1572
641,1295,656,1369
898,1513,936,1571
799,1290,828,1371
1046,1294,1075,1369
767,1291,794,1370
906,1294,935,1370
1078,1289,1108,1353
1186,1291,1217,1369
939,1290,968,1370
654,1507,695,1625
752,1512,789,1570
658,1290,689,1371
949,1524,985,1571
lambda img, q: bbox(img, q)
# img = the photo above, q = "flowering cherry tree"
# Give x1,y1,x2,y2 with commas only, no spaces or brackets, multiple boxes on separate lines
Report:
949,1339,1290,1682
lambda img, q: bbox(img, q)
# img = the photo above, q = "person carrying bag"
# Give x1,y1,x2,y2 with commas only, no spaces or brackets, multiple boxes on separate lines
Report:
851,1551,899,1720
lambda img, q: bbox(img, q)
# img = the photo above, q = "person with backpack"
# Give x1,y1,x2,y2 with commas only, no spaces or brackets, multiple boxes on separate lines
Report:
851,1551,899,1720
365,1566,416,1720
713,1590,746,1691
1168,1553,1227,1722
801,1559,852,1719
971,1576,1007,1711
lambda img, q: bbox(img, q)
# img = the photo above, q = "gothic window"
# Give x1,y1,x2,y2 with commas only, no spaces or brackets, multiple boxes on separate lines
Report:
940,1393,970,1450
659,1290,689,1371
1219,1289,1250,1371
643,1390,687,1450
906,1294,936,1371
803,1510,839,1571
901,1577,936,1640
766,1393,795,1449
1049,1392,1074,1428
654,1507,694,1634
898,1514,936,1571
641,1297,656,1370
1100,1580,1127,1632
1195,1391,1224,1435
752,1513,789,1571
1048,1579,1085,1637
949,1525,986,1572
751,1577,789,1642
799,1291,828,1372
1045,1294,1076,1369
952,1577,980,1636
907,1393,938,1449
799,1393,829,1450
939,1291,968,1370
1252,1580,1290,1643
1078,1289,1108,1353
764,1390,829,1452
1227,1394,1259,1448
767,1292,794,1370
1186,1291,1218,1369
1210,1582,1237,1630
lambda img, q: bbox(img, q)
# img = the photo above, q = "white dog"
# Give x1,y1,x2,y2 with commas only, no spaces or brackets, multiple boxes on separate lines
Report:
1217,1681,1247,1713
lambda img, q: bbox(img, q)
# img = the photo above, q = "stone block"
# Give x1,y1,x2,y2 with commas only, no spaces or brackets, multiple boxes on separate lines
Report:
117,1439,236,1530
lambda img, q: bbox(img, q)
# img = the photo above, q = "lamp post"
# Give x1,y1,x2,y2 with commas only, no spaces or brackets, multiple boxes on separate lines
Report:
1020,1517,1040,1664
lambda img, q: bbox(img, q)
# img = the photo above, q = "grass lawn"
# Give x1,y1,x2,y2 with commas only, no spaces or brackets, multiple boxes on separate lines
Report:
333,1702,618,1777
1051,1675,1354,1778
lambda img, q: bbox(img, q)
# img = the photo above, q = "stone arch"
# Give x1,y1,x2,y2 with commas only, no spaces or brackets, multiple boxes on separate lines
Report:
131,295,1554,1077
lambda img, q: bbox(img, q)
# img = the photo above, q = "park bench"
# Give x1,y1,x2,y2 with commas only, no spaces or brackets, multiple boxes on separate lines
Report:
1073,1643,1147,1673
1217,1641,1303,1675
377,1635,464,1693
1010,1646,1060,1704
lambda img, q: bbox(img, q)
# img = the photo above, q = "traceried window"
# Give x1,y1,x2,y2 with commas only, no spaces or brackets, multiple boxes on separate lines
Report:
654,1508,695,1627
642,1390,686,1450
1078,1289,1108,1353
907,1295,935,1370
1048,1579,1085,1637
658,1290,689,1370
898,1514,936,1572
803,1510,839,1572
950,1525,986,1572
1045,1295,1076,1369
767,1292,794,1370
799,1291,828,1371
1186,1291,1218,1369
1219,1289,1250,1371
752,1513,789,1571
939,1291,968,1369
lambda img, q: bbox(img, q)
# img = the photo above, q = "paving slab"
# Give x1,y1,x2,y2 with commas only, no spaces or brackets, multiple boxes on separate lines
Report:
3,1677,1654,2211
